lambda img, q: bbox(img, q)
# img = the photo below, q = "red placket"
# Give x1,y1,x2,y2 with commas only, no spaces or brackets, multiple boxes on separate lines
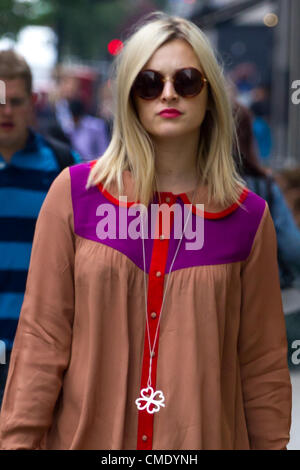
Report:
136,193,175,450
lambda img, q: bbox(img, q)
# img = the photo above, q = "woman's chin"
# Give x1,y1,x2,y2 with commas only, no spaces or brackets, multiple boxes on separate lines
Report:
149,127,195,141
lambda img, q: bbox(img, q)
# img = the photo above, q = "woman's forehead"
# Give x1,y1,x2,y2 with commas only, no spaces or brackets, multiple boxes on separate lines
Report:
142,39,202,73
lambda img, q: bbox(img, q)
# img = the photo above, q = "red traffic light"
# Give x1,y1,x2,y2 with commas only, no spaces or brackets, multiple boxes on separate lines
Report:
108,39,124,56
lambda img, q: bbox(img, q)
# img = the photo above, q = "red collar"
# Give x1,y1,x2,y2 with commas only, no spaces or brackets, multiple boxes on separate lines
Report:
89,160,249,219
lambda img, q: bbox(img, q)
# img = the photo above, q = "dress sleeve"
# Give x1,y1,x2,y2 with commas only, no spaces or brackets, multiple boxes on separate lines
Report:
238,202,292,450
0,167,75,450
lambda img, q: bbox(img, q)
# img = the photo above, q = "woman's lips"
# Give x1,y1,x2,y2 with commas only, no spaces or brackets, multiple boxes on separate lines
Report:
159,109,182,118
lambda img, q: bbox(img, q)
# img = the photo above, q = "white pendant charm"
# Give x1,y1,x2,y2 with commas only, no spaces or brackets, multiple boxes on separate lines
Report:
135,386,165,414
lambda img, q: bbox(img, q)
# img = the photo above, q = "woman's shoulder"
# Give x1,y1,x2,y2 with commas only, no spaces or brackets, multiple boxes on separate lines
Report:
41,165,74,221
70,161,136,204
69,161,92,186
44,165,71,200
244,184,268,208
68,160,106,201
240,183,269,232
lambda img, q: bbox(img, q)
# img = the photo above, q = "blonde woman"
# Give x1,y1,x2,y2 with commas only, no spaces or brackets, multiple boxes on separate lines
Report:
0,13,291,450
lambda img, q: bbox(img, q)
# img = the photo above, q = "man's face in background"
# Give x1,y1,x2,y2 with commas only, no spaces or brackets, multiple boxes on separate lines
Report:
0,78,34,159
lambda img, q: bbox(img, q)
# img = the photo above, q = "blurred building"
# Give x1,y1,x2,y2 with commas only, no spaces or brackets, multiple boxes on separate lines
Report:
174,0,300,168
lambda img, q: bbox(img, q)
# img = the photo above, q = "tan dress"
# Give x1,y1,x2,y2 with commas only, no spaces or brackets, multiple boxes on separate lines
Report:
0,162,292,450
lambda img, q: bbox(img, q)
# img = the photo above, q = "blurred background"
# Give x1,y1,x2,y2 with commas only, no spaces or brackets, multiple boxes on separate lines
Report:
1,0,300,166
1,0,300,449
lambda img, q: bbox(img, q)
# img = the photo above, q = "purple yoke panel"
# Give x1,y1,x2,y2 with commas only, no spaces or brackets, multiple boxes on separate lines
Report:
69,163,266,273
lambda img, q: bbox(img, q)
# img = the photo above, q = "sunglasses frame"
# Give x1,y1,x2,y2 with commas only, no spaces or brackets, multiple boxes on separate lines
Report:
132,67,208,100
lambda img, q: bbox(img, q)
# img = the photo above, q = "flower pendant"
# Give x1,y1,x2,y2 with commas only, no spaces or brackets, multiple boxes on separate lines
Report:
135,386,165,414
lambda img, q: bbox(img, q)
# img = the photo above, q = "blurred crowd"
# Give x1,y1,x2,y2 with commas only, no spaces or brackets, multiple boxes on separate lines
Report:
227,63,300,291
33,65,113,161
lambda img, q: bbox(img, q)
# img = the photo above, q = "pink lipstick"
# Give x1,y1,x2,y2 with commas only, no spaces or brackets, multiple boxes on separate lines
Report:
159,108,182,118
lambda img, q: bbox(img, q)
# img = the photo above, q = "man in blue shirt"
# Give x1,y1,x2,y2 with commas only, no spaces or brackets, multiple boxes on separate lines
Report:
0,49,81,406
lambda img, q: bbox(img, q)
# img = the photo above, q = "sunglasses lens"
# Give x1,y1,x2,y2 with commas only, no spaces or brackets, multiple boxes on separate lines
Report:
132,68,206,100
133,71,163,99
174,68,204,97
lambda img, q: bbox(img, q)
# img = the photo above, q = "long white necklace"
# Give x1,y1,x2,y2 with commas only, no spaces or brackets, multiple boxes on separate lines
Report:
135,185,198,414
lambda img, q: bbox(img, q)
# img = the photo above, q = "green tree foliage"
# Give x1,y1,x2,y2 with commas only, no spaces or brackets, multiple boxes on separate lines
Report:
0,0,168,62
0,0,41,38
51,0,132,61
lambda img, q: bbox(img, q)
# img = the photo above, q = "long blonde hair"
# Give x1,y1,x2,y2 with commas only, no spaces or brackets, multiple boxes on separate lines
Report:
87,12,245,207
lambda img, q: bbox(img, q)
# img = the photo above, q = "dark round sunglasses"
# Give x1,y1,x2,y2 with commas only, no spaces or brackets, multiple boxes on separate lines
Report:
132,67,208,100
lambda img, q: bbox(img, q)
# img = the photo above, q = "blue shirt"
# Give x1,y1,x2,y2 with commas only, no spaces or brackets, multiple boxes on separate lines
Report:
252,117,272,161
0,129,81,351
245,175,300,288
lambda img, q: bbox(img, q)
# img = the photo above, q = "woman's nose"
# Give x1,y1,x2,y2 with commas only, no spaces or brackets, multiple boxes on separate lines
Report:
160,79,178,101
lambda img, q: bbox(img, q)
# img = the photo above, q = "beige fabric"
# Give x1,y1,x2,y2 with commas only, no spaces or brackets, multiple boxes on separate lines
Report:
0,168,292,449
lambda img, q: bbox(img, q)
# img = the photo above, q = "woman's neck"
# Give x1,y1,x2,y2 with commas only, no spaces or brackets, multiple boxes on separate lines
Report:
153,134,200,193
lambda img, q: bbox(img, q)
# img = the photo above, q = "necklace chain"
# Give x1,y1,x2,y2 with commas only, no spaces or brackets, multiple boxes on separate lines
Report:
136,187,198,414
141,186,198,390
